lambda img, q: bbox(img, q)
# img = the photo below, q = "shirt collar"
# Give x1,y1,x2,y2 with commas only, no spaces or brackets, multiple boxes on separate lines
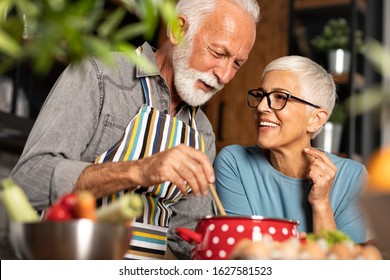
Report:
135,42,161,78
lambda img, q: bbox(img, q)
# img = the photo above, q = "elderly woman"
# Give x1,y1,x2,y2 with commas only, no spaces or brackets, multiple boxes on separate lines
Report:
214,56,367,243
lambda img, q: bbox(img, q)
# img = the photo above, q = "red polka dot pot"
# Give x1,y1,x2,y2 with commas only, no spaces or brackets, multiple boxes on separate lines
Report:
176,216,300,260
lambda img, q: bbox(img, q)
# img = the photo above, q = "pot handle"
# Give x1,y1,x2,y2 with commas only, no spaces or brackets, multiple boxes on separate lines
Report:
175,227,202,244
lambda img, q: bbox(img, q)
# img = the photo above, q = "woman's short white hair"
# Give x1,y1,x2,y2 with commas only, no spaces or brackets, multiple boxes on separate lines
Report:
175,0,260,39
262,55,337,139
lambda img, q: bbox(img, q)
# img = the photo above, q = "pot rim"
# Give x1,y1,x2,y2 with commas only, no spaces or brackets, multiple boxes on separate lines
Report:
199,215,300,225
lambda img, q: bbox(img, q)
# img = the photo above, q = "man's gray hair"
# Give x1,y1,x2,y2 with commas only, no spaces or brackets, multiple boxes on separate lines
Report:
262,56,337,139
176,0,260,39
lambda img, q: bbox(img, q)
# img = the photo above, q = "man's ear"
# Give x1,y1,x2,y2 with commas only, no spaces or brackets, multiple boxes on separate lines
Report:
169,15,186,45
307,109,329,133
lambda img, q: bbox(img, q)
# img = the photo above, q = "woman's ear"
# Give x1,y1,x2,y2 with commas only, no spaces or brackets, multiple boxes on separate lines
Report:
307,109,329,133
169,15,187,45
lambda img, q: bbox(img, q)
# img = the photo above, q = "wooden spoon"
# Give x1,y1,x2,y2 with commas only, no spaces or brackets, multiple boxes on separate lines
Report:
208,183,227,216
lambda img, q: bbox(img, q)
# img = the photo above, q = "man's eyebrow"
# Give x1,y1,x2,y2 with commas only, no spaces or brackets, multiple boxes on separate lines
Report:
210,44,248,65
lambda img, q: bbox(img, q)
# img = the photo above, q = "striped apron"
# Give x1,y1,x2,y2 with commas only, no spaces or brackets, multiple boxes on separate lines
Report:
94,47,205,260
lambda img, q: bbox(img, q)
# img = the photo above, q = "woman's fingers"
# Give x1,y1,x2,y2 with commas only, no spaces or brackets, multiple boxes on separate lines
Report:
304,147,337,204
304,148,337,171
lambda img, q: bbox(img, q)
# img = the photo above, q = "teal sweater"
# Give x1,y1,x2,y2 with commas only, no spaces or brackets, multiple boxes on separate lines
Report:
214,145,368,243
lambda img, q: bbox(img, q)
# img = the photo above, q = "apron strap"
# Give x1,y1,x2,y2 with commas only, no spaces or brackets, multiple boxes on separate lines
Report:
189,106,199,130
140,76,153,107
136,46,153,107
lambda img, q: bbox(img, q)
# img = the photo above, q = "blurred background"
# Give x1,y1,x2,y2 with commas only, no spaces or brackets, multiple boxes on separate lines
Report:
2,0,388,170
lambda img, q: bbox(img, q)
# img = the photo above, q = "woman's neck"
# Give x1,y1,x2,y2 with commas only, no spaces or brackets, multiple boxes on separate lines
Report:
266,147,313,178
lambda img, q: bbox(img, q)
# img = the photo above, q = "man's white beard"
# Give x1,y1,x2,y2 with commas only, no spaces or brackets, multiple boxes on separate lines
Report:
172,38,224,107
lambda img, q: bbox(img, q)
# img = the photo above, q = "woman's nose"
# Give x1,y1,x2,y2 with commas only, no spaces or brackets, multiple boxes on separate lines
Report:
257,96,272,112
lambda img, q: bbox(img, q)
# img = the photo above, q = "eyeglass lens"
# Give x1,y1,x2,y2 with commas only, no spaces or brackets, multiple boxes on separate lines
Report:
248,91,288,110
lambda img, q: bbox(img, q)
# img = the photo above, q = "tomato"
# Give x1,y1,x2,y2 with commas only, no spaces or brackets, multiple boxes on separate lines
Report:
44,204,73,221
59,192,77,215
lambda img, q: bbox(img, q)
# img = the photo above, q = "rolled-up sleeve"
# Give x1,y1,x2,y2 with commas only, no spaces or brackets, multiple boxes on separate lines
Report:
10,60,101,210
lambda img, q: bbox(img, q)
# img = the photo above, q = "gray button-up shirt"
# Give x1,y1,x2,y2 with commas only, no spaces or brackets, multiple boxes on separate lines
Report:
10,42,216,258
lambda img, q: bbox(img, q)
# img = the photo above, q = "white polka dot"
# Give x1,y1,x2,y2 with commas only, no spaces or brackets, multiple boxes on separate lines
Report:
236,225,245,233
282,228,289,235
208,224,215,231
227,237,235,245
252,228,263,241
219,250,227,258
221,224,229,232
268,226,276,235
253,226,261,232
212,236,220,244
206,250,213,258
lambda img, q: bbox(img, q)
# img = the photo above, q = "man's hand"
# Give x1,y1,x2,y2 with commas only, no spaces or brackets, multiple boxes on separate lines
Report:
74,144,214,198
137,144,215,197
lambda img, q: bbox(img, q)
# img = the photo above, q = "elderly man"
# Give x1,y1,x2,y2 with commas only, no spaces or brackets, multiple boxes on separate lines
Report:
11,0,260,259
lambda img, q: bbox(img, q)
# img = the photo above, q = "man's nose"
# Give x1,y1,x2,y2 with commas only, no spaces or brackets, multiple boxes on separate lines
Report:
213,60,236,85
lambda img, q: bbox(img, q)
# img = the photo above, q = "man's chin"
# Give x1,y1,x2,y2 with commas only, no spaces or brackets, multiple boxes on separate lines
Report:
182,93,214,107
185,99,209,107
177,83,223,106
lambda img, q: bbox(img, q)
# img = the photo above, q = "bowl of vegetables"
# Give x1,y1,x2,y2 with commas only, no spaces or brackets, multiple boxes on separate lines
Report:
9,219,132,260
1,178,143,260
229,230,383,260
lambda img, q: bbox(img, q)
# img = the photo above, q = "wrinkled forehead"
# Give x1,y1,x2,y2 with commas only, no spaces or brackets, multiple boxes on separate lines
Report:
195,5,256,58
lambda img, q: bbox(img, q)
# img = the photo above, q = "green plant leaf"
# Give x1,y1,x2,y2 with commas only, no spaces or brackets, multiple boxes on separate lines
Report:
311,17,363,52
0,29,22,57
114,22,149,42
116,42,156,73
97,7,126,38
85,36,114,65
0,0,179,75
159,0,181,42
0,1,13,24
141,0,159,40
15,0,41,18
47,0,65,12
362,39,390,79
344,86,390,117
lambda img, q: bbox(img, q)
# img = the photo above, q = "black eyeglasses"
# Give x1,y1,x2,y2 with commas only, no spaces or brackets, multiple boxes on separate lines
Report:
247,88,320,110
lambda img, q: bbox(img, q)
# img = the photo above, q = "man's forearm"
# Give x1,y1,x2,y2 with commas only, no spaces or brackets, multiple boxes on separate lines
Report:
73,161,142,198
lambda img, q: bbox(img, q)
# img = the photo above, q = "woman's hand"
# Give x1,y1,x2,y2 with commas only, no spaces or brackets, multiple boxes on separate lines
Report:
304,148,337,206
304,147,337,233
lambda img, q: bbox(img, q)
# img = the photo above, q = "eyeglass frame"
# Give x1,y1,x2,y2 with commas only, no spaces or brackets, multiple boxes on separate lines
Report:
247,88,321,110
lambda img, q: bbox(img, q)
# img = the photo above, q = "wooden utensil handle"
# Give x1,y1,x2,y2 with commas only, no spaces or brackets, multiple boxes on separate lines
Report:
208,184,227,216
